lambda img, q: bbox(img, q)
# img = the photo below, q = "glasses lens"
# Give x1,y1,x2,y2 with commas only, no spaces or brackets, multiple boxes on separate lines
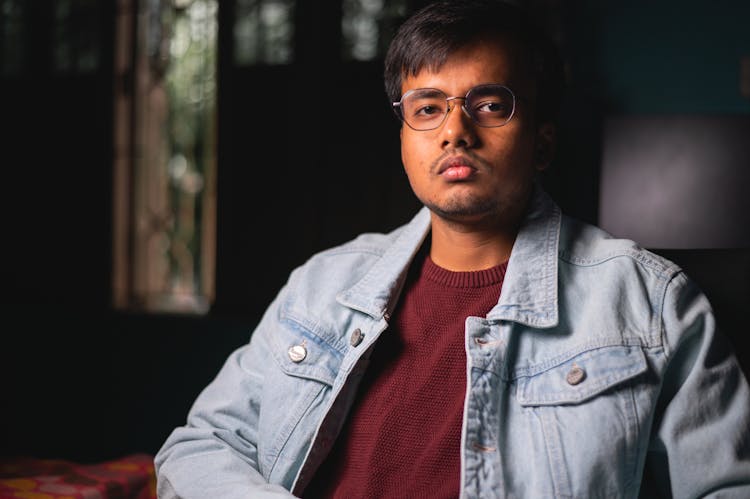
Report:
400,89,448,130
465,85,515,127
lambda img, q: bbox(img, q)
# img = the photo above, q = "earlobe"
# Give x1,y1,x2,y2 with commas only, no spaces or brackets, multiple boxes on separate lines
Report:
534,123,556,171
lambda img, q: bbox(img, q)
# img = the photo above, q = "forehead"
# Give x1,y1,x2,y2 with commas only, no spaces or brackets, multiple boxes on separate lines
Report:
400,37,532,96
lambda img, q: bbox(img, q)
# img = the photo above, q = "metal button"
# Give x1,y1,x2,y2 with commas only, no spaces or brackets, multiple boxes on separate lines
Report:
350,328,364,347
566,364,586,385
288,344,307,363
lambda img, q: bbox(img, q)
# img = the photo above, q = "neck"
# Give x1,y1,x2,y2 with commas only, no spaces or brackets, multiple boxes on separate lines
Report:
428,214,518,272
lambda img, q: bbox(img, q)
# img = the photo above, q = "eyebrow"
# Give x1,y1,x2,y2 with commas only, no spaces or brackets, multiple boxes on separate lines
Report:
409,88,445,98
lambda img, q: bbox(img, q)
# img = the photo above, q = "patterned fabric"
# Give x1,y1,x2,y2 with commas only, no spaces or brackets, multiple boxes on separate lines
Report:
0,454,156,499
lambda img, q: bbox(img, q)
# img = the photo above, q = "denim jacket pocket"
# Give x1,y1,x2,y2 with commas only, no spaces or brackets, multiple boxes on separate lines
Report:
516,344,648,406
269,318,344,387
259,320,344,483
513,345,648,497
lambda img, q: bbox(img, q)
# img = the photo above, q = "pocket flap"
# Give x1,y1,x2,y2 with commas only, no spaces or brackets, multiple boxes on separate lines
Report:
269,320,343,386
517,345,647,406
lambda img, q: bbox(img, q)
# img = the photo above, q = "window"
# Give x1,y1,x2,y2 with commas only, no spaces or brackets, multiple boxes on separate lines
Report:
341,0,406,61
112,0,411,316
113,0,217,314
0,0,27,76
53,0,102,73
234,0,295,65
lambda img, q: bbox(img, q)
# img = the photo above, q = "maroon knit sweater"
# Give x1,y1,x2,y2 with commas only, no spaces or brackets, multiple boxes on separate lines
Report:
304,252,507,498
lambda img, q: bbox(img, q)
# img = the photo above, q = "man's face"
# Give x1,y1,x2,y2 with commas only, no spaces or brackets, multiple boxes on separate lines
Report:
399,39,553,228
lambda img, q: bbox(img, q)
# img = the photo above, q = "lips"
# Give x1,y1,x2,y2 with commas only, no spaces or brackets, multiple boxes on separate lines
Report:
437,155,477,181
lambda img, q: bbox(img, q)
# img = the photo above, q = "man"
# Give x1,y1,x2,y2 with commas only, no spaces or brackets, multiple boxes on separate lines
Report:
155,1,750,497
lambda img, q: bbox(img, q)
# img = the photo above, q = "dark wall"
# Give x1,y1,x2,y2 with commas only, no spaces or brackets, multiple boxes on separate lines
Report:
2,1,749,463
212,2,419,320
544,0,750,222
1,309,253,461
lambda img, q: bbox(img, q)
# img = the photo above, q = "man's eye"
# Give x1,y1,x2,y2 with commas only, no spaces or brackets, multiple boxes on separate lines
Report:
475,100,508,113
415,105,442,116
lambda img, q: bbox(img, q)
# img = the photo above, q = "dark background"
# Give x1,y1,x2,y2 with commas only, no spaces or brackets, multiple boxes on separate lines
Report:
1,0,749,463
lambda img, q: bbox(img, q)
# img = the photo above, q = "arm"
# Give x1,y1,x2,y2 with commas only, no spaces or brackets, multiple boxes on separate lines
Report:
154,292,298,499
645,272,750,498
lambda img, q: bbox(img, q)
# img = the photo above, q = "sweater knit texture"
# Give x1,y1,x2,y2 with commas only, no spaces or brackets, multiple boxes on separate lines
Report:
304,251,507,498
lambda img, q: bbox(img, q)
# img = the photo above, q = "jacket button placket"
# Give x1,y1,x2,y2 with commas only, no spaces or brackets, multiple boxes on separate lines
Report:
463,319,505,498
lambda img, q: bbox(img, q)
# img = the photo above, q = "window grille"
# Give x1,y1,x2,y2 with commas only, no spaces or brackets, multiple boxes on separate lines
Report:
341,0,406,61
234,0,295,65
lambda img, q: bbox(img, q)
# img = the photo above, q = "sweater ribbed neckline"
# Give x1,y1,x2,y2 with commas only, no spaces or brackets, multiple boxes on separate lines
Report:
421,255,508,288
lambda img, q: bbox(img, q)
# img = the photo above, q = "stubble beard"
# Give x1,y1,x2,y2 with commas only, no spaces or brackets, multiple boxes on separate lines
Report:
421,151,505,222
419,177,533,231
424,193,500,220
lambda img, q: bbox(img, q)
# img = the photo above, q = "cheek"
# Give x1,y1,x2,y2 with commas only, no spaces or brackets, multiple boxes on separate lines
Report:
400,132,424,173
491,131,535,167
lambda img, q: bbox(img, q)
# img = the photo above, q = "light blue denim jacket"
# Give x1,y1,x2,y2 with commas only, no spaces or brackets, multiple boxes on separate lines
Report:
155,188,750,498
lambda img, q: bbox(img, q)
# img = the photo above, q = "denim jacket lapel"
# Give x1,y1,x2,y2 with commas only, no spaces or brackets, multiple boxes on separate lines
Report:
335,207,431,319
488,185,561,329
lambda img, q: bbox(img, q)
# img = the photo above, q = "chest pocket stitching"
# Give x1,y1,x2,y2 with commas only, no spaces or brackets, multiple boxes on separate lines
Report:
517,345,648,406
269,319,342,386
281,301,350,355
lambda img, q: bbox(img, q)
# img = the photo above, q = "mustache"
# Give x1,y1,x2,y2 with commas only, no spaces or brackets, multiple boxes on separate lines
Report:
431,150,492,174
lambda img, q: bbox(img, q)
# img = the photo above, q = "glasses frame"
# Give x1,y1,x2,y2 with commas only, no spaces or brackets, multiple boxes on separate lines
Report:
392,83,517,131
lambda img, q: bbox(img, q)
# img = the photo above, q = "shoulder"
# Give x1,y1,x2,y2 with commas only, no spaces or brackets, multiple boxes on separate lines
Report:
289,220,412,286
552,214,714,358
258,210,428,353
558,214,682,280
279,208,430,314
555,214,693,330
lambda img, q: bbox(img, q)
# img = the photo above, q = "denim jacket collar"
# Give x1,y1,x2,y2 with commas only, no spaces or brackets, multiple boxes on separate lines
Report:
489,186,561,328
335,208,431,319
336,185,560,329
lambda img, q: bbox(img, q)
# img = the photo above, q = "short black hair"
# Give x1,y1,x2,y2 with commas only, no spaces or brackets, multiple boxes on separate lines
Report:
384,0,564,125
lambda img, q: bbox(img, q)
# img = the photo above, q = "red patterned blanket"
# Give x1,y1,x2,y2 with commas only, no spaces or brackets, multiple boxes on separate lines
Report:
0,453,156,499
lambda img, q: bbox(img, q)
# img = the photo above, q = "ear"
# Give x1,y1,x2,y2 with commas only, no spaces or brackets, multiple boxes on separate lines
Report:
534,123,556,171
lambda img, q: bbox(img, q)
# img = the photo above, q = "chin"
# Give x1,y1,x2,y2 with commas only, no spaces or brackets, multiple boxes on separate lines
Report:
425,197,503,224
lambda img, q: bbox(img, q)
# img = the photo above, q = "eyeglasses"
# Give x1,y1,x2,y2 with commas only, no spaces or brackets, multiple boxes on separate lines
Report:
392,84,517,131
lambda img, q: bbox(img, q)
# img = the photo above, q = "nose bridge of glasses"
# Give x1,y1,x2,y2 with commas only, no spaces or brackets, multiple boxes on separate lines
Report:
445,95,473,123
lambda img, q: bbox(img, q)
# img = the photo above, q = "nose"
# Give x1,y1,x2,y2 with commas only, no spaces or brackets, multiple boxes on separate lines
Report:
440,99,478,149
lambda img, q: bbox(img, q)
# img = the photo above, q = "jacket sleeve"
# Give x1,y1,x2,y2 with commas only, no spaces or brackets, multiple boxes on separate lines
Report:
154,288,299,499
645,271,750,498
